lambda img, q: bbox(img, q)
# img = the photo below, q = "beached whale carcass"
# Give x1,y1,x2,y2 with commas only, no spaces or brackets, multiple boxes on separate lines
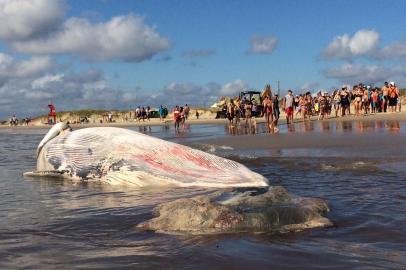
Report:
26,123,268,187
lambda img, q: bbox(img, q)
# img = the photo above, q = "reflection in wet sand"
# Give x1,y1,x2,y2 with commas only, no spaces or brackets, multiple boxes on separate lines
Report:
223,119,403,136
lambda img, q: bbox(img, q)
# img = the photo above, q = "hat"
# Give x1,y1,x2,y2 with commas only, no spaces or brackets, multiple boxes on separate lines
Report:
390,81,395,86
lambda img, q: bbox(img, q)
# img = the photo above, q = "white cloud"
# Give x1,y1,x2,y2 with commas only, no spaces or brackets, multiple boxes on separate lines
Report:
0,67,141,118
0,56,251,119
0,0,65,41
323,30,379,59
300,82,320,91
324,63,406,84
220,79,248,95
143,80,249,108
0,53,53,79
11,15,171,62
381,40,406,58
248,34,278,54
31,74,63,89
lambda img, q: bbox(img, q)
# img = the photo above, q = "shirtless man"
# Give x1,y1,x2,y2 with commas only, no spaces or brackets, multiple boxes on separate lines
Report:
381,82,390,112
388,82,399,112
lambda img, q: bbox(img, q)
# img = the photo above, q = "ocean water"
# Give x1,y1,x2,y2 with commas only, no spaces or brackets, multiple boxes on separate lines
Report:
0,120,405,269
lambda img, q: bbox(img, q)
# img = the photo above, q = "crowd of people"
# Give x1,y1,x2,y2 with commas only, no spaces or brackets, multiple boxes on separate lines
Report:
8,115,31,126
286,81,401,123
221,82,402,132
5,82,402,129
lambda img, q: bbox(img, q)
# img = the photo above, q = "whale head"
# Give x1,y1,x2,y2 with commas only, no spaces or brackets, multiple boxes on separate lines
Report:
37,122,71,157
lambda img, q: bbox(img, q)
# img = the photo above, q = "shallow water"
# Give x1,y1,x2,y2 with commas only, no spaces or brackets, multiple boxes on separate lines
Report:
0,120,405,269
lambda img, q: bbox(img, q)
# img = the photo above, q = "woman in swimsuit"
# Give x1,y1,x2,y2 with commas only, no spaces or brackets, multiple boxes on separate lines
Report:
244,101,252,128
298,96,306,122
318,93,328,120
333,90,341,117
353,87,363,116
262,95,273,131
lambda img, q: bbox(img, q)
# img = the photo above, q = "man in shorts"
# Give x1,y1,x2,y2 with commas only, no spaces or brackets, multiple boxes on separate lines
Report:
381,82,390,112
388,82,399,112
283,90,294,124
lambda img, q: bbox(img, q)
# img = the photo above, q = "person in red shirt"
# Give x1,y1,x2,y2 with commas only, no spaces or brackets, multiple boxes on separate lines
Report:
173,105,181,132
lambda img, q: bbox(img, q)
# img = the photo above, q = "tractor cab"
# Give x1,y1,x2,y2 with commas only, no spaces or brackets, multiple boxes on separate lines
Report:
239,90,264,117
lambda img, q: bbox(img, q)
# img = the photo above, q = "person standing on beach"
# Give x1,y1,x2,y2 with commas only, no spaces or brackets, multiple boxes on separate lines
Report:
283,90,294,124
227,99,235,127
244,100,252,128
340,87,350,117
333,90,341,117
262,95,273,130
234,99,241,125
388,82,399,112
318,92,328,120
305,92,313,121
294,95,301,117
159,105,164,121
362,88,370,115
353,86,363,116
381,82,390,112
299,95,307,122
173,105,181,132
371,90,378,113
146,106,151,121
141,107,146,121
135,106,140,121
179,107,186,129
184,104,190,120
10,115,17,126
272,94,280,131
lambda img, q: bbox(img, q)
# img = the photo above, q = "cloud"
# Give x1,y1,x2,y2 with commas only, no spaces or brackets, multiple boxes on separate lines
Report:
11,15,170,62
182,49,215,58
31,74,63,89
380,40,406,58
323,63,406,84
0,53,53,81
323,30,379,59
248,34,278,54
142,79,249,108
0,0,65,41
0,67,134,118
0,61,249,118
220,79,248,95
300,81,320,91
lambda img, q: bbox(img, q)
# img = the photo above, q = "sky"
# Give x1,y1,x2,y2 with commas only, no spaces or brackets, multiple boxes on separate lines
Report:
1,0,406,119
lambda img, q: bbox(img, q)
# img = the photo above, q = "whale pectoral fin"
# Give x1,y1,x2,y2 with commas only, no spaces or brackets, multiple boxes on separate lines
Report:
23,170,71,179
